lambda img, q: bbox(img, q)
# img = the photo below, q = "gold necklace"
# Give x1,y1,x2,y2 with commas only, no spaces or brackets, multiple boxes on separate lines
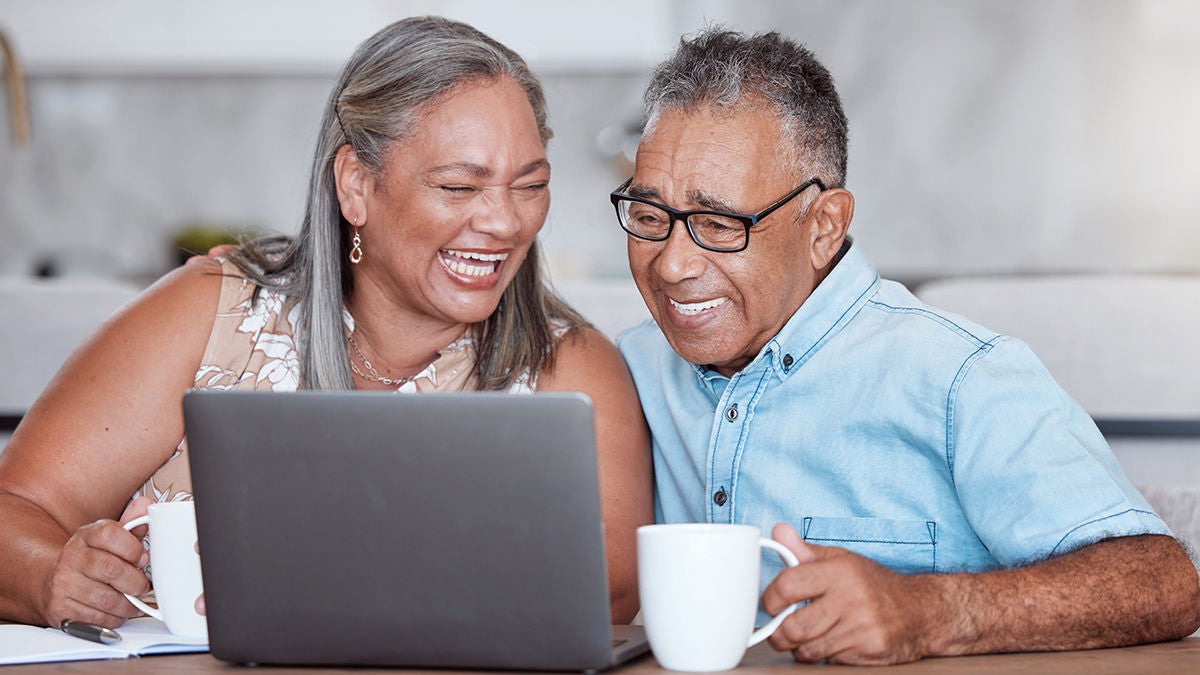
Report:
346,332,414,388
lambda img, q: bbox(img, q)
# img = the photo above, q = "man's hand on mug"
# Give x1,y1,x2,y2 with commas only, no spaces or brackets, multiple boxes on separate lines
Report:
182,244,238,267
761,522,929,666
38,498,153,629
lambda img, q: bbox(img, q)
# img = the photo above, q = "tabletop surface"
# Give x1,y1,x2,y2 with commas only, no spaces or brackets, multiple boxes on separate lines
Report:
0,637,1196,673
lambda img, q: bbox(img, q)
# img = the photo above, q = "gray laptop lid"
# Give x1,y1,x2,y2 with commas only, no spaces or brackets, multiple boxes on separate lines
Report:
184,390,647,671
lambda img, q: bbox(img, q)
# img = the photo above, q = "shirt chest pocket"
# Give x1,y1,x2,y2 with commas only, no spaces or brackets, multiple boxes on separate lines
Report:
801,516,938,574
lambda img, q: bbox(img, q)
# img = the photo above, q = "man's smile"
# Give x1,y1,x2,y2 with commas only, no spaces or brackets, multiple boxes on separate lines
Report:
668,296,729,316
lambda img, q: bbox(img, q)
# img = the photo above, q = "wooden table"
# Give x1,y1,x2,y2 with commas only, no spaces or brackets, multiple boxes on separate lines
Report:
0,638,1197,673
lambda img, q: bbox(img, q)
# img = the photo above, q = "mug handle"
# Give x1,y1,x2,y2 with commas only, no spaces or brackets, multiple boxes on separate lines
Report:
121,516,164,621
747,537,801,647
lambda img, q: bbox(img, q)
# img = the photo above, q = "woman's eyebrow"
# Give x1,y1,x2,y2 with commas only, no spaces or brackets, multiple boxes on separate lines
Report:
426,159,550,179
428,162,491,178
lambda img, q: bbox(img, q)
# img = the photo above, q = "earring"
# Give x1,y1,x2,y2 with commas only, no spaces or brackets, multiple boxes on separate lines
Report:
349,229,363,264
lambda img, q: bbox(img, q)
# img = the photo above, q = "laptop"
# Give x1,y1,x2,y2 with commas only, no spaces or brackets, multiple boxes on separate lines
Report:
183,390,649,671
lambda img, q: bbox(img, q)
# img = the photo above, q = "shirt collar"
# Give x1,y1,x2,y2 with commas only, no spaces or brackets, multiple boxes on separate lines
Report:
692,239,880,387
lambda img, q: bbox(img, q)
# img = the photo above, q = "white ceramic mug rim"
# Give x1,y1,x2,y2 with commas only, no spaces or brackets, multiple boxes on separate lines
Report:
147,500,194,511
638,523,761,536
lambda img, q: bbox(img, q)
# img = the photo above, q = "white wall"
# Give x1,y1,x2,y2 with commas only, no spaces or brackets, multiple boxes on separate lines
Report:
0,0,675,74
1,0,1198,286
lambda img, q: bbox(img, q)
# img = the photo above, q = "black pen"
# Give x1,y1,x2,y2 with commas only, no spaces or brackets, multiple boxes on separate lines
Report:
59,619,122,645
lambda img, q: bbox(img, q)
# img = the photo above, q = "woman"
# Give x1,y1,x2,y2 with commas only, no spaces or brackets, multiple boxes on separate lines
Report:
0,17,651,628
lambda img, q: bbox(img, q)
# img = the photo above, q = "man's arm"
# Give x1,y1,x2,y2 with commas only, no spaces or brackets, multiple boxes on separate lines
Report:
762,523,1200,665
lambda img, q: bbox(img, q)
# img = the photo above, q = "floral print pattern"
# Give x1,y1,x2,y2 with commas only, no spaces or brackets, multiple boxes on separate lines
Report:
134,258,548,507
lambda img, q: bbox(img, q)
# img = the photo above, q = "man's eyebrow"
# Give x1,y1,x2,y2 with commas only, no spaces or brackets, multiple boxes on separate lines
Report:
626,184,738,212
627,184,662,201
688,189,736,213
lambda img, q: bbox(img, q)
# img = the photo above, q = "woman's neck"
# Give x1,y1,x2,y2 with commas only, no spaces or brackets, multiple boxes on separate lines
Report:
343,291,469,383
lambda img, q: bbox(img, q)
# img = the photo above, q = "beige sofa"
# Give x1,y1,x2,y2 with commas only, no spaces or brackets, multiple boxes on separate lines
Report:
0,276,141,450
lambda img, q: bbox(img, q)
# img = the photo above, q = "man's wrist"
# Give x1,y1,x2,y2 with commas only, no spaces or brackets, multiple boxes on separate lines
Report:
907,572,980,658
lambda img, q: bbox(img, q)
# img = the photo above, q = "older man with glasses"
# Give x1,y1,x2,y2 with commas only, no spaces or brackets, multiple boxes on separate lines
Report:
613,28,1199,665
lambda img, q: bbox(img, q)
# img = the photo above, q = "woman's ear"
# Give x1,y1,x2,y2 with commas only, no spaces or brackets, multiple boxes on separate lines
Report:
808,188,855,269
333,144,371,225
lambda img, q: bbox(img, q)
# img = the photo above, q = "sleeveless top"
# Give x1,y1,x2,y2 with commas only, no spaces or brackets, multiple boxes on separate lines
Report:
134,259,556,506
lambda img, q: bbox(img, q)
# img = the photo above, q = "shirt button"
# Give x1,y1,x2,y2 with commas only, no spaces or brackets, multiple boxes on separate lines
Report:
724,404,739,421
782,354,794,368
713,490,728,506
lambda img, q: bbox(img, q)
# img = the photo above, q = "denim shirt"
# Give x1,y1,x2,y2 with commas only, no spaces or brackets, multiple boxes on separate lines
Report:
617,243,1168,620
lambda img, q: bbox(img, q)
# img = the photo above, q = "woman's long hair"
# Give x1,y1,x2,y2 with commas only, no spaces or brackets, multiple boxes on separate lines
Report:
226,16,585,390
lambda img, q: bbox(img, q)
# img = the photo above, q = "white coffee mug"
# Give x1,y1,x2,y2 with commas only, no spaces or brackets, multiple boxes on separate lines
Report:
122,501,207,638
638,523,799,672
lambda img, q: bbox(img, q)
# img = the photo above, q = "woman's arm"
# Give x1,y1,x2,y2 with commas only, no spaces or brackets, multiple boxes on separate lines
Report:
537,327,653,624
0,261,223,626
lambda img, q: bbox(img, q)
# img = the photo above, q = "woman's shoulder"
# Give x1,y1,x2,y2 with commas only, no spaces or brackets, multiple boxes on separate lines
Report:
538,325,632,393
126,259,226,326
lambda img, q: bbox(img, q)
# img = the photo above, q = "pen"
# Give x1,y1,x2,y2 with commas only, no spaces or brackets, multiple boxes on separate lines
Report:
58,619,122,645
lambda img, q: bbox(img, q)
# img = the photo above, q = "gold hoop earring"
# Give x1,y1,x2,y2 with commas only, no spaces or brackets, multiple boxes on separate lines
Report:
349,229,363,264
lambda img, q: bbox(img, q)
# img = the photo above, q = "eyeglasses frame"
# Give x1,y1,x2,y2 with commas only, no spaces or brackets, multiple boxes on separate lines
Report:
609,176,827,253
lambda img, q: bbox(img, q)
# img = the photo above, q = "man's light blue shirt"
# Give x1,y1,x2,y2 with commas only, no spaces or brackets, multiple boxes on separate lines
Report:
618,243,1168,617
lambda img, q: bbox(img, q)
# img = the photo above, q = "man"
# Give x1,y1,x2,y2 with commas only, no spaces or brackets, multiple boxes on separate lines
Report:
613,28,1200,665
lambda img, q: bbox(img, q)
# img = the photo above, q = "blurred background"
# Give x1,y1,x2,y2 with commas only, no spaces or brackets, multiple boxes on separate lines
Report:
2,0,1200,539
1,0,1197,286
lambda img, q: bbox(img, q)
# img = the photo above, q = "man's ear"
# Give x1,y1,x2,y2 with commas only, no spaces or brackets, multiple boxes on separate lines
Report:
808,188,854,269
333,144,372,225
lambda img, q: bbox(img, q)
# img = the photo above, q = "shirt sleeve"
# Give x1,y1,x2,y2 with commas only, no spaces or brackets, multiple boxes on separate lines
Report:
947,336,1170,565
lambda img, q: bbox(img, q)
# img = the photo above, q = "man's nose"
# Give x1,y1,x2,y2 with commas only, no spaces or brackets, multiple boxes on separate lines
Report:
653,217,706,283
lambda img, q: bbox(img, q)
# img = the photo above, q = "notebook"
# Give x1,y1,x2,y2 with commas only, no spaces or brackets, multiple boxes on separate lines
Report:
0,617,207,665
183,390,649,671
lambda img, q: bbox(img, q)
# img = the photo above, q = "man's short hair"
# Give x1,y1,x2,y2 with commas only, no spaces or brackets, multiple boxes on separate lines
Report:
643,28,849,189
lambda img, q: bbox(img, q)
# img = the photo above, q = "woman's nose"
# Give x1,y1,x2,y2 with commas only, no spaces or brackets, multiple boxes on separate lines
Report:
470,188,524,239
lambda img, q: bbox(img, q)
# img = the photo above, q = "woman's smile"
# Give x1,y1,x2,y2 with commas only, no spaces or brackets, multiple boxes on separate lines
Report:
439,248,510,286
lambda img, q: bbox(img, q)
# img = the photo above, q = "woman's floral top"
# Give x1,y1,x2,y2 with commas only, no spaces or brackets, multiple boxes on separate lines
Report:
133,258,552,507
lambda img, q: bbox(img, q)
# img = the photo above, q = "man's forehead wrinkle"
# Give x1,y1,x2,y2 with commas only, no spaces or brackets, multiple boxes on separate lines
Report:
635,128,762,211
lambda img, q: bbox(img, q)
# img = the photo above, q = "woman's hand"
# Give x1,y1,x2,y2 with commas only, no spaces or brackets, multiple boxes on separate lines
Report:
0,263,221,627
38,497,153,628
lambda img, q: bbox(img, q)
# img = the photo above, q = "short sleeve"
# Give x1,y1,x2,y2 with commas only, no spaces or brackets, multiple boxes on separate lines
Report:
948,337,1169,565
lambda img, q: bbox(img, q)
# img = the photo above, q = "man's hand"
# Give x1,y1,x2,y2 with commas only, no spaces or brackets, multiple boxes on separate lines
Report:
37,498,153,629
761,522,932,665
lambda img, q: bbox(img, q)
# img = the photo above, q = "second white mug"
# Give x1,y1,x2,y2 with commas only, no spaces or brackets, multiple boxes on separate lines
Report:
122,500,207,639
638,523,799,672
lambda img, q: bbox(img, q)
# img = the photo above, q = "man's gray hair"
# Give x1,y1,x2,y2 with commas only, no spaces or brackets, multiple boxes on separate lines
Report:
643,28,848,189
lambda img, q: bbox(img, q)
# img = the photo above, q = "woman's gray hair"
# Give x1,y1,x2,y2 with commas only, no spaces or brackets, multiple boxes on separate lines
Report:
643,27,848,190
226,15,584,390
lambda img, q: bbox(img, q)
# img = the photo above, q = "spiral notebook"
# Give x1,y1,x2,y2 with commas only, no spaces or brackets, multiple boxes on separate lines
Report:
184,390,648,671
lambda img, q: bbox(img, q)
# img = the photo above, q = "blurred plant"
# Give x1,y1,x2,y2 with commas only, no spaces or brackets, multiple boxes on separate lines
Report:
170,223,259,266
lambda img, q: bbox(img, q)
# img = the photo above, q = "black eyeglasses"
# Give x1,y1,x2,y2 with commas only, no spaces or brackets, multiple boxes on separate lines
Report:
609,177,826,253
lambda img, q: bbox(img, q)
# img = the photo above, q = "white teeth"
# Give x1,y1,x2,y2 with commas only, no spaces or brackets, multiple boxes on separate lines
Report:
445,250,509,262
441,250,508,277
669,297,727,315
